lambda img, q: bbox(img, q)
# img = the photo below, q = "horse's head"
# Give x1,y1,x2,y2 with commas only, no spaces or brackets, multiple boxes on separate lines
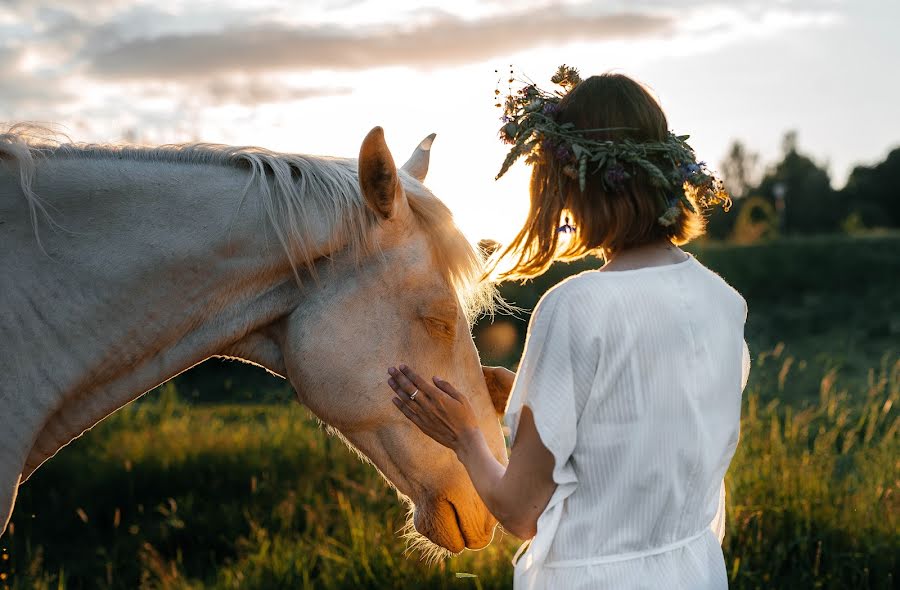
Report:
281,127,510,554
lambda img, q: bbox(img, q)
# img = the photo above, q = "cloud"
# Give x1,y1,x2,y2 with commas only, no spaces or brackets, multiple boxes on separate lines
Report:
203,78,351,106
1,0,133,21
0,0,844,123
0,46,21,75
0,46,75,110
87,7,673,79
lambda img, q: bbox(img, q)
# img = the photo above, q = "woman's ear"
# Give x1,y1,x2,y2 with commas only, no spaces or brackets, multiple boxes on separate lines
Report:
359,126,407,219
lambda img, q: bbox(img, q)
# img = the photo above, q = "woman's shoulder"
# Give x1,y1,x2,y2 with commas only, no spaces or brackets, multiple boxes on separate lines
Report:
538,254,691,302
536,254,747,321
531,269,614,321
688,257,749,319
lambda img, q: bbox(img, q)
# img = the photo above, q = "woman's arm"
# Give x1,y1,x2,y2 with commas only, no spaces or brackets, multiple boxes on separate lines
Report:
387,365,557,539
455,405,556,538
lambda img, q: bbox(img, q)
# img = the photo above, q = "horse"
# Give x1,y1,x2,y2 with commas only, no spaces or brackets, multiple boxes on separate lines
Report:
0,124,512,556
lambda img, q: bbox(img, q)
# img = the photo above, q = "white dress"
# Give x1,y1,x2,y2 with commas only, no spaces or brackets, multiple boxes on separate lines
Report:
505,253,751,590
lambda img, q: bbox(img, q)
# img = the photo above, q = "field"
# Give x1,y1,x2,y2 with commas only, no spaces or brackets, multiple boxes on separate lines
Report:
3,234,899,589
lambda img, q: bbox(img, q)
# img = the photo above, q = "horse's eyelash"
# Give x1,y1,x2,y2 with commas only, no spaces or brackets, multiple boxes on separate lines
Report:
423,317,455,337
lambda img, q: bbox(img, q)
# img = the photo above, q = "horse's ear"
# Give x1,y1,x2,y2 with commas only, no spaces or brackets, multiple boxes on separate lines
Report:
401,133,436,182
359,126,403,219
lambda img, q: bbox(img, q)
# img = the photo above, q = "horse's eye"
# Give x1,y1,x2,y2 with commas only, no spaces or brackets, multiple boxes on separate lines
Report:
423,316,456,340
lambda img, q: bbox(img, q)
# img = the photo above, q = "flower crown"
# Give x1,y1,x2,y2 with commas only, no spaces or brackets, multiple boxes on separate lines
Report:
495,65,731,227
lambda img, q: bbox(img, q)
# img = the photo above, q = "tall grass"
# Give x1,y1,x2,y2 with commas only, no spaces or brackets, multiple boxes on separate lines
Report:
724,351,897,588
4,351,897,589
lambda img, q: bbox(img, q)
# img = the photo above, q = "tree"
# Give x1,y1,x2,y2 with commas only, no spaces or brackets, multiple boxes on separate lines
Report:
841,147,900,229
720,140,760,199
706,140,761,240
755,131,839,235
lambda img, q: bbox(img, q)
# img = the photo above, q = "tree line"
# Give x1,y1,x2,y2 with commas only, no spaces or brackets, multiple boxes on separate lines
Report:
707,132,899,242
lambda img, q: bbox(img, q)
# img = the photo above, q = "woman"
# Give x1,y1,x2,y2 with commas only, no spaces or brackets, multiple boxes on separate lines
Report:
387,68,750,589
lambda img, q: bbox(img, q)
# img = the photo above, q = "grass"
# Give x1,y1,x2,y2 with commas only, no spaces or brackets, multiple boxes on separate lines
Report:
3,351,897,589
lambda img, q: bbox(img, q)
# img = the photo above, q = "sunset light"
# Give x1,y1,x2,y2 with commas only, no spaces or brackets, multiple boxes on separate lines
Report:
3,0,898,244
2,2,898,588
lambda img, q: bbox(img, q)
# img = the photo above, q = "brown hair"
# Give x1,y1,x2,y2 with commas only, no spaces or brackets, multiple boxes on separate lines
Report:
493,73,706,281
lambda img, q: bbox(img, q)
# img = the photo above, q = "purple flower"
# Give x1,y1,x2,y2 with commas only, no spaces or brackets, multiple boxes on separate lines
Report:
605,163,627,187
554,144,573,162
680,162,701,178
542,102,560,115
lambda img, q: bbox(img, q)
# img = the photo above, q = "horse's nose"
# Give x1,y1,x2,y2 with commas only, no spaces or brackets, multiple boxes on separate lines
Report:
458,497,498,550
470,514,499,550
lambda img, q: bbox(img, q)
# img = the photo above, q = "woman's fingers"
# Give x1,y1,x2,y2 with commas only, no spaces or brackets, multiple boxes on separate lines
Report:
389,379,425,418
433,377,464,402
395,365,439,405
387,377,406,397
387,366,477,451
388,368,420,401
387,377,413,402
398,365,429,393
393,397,426,425
388,365,468,408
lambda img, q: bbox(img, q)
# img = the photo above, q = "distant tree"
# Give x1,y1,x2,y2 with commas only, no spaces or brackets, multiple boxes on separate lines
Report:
840,147,900,229
755,131,839,235
703,197,737,241
781,130,798,155
706,140,761,241
720,140,761,199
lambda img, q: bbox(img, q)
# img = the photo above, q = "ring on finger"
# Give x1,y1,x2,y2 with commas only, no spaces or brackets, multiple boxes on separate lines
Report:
409,389,419,401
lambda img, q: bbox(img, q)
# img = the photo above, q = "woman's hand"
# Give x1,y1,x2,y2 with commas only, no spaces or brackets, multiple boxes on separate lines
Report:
388,365,556,541
387,365,482,454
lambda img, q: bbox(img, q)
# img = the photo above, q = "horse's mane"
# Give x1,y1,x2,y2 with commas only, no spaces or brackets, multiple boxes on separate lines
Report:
0,123,494,320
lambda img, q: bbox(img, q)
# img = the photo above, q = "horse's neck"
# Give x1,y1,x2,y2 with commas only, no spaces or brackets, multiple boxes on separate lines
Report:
0,155,341,485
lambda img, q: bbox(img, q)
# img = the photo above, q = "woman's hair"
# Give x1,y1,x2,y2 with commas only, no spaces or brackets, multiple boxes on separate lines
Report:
492,73,706,281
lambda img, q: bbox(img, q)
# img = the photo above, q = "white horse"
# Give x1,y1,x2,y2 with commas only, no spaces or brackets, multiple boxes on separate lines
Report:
0,124,512,555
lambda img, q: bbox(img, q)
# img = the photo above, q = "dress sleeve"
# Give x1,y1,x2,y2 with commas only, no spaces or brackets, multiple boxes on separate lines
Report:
709,479,727,544
741,339,751,392
741,300,751,392
505,288,585,571
712,309,750,545
504,288,579,488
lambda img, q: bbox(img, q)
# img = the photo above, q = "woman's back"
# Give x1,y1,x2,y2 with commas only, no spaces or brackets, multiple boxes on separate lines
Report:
506,253,748,589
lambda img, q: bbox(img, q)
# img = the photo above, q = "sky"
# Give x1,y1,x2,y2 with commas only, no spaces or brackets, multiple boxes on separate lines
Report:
1,0,898,243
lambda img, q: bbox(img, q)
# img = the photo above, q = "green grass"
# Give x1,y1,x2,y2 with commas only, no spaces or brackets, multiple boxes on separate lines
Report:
4,352,897,590
3,234,899,589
